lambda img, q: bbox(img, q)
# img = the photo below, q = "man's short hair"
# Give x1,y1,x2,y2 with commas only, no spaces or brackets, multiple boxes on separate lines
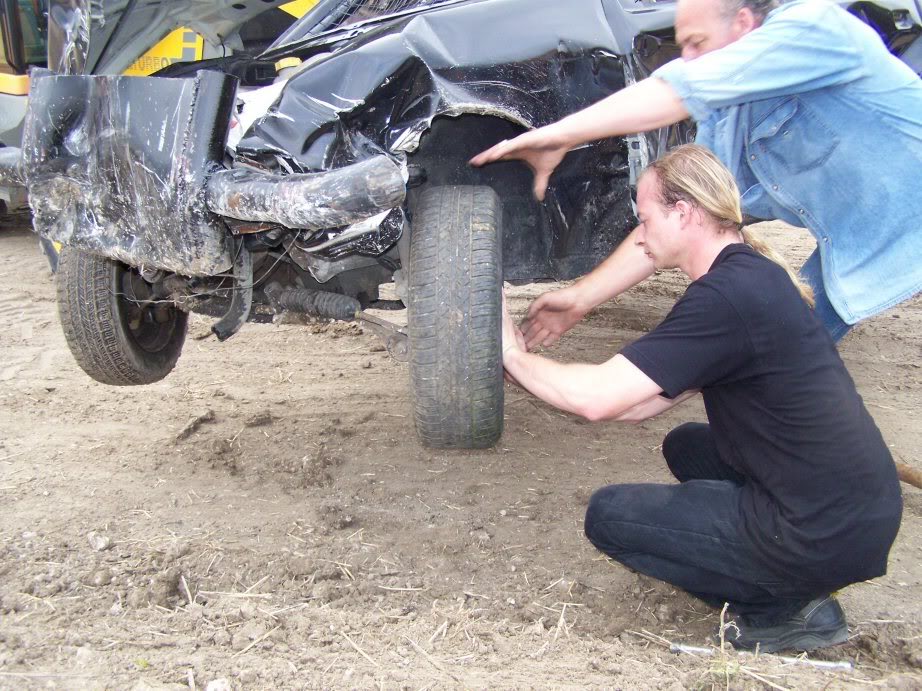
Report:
720,0,781,22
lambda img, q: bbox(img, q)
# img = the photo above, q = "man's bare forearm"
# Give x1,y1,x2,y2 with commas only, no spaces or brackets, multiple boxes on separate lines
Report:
568,226,657,312
503,350,661,421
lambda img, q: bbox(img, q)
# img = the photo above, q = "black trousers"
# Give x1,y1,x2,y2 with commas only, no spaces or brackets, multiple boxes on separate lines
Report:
584,422,825,624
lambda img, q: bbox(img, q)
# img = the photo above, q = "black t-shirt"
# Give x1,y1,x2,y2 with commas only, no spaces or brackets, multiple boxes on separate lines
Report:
622,244,902,588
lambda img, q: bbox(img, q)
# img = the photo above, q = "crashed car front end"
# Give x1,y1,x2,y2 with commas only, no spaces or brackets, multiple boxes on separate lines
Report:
24,0,681,283
19,0,922,447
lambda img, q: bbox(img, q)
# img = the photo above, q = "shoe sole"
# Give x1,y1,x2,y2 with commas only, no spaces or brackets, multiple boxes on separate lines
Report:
731,625,849,654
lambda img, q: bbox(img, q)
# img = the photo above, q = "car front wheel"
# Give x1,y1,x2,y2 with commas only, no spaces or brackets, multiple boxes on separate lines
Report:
408,185,504,449
56,247,188,385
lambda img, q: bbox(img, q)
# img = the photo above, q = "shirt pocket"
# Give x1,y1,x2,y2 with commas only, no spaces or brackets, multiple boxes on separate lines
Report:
749,97,840,174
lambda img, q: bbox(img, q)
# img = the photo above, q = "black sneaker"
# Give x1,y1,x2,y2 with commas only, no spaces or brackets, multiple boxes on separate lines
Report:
723,596,848,653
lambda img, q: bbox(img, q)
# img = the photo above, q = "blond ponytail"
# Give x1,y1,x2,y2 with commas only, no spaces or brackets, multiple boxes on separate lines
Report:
741,227,815,308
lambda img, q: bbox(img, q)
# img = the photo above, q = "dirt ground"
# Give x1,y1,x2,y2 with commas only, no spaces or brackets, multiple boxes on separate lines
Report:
0,216,920,690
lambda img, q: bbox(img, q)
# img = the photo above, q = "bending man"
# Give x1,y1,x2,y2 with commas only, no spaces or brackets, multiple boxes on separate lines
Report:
500,144,902,653
473,0,922,342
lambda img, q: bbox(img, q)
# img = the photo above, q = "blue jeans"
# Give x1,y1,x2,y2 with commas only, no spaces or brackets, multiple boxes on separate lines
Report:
584,423,823,625
800,249,852,343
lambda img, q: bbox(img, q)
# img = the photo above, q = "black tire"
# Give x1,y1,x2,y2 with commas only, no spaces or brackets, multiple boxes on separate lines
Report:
56,247,188,385
408,185,503,449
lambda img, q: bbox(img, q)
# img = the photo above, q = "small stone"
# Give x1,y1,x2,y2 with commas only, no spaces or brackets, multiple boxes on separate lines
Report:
499,510,507,517
245,411,274,427
164,542,191,563
87,532,113,551
91,568,113,586
362,360,373,369
238,669,257,684
126,588,148,608
74,646,95,667
205,680,231,691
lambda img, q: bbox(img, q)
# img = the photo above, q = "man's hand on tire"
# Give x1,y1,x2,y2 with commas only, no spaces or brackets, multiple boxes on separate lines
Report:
521,287,588,349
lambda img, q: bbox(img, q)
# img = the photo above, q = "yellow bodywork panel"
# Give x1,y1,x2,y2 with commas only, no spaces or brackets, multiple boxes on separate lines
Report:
0,72,29,95
123,28,205,76
281,0,320,17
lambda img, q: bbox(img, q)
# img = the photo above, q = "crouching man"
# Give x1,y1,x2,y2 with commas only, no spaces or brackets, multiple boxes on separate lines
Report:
500,144,902,653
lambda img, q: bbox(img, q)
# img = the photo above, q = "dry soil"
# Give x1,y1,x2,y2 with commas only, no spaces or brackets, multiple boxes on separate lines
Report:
0,217,920,689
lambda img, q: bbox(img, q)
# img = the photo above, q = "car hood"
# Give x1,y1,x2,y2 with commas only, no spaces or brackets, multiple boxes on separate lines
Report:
47,0,297,75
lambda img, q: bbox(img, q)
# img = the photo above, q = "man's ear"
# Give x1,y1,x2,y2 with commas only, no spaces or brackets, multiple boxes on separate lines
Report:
733,7,758,36
675,200,694,225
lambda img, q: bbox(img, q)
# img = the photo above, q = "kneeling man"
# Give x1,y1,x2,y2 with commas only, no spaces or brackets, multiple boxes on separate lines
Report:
500,144,902,653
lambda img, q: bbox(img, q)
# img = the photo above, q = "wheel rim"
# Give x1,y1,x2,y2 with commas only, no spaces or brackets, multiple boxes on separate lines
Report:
116,266,182,354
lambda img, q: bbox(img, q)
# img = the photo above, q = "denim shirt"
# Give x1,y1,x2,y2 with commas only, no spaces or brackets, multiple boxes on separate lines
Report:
653,0,922,324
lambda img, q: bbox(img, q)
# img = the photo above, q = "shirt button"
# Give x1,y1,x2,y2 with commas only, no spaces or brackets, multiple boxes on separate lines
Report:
772,185,779,191
750,154,757,160
799,208,805,214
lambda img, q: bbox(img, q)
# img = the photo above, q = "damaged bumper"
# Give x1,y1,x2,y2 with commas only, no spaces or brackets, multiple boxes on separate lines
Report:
21,68,407,277
23,69,238,277
206,156,406,230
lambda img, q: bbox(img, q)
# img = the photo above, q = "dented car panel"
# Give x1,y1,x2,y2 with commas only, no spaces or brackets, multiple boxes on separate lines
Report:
23,69,237,276
243,0,677,171
234,0,682,282
26,0,684,285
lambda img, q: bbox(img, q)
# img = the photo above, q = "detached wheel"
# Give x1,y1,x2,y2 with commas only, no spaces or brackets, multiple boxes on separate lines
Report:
408,185,503,448
56,247,188,385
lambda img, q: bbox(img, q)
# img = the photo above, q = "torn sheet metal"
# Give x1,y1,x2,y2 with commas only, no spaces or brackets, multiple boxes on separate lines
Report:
0,147,23,187
23,69,238,276
240,0,678,172
228,0,680,282
294,207,405,258
47,0,93,74
205,156,407,229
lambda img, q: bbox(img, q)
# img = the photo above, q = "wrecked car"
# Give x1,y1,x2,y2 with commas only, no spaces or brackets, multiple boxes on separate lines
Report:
14,0,922,449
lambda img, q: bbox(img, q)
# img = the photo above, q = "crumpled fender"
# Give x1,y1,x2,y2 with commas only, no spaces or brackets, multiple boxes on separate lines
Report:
240,0,675,169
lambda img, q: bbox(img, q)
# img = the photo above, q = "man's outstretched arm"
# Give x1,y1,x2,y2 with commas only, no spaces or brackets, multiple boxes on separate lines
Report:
473,78,684,347
521,225,656,348
470,78,688,200
502,348,663,421
502,295,664,421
